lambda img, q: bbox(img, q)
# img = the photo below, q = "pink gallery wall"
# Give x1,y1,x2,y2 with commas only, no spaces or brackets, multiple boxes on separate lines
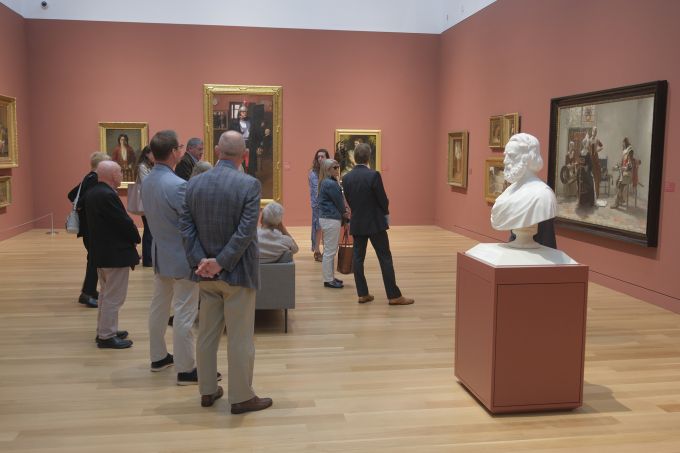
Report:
23,20,438,230
435,0,680,313
0,4,34,241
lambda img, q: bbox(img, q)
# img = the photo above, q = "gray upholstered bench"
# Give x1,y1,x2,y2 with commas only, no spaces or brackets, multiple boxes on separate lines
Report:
256,256,295,332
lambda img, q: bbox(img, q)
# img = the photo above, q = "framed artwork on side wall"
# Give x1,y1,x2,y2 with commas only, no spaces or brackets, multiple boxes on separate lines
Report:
502,113,520,146
0,94,18,169
99,122,149,189
488,116,503,148
447,131,468,188
334,129,381,177
203,84,282,204
548,80,668,247
0,176,11,208
484,156,507,203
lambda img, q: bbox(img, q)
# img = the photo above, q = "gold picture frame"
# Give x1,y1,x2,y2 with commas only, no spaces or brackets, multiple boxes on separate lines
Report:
0,94,18,169
0,176,11,208
489,115,503,148
447,131,468,188
333,129,381,176
203,84,282,205
502,112,520,147
98,122,149,189
484,156,508,203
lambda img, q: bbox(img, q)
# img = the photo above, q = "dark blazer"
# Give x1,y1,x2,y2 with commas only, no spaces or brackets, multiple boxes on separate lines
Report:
67,171,98,238
342,165,389,236
179,160,261,289
174,153,195,181
84,182,141,268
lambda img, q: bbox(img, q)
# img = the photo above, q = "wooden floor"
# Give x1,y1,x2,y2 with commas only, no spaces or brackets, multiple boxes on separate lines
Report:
0,226,679,452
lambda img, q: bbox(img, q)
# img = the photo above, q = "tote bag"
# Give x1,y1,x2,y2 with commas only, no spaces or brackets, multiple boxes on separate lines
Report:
336,225,353,275
65,183,81,234
127,182,144,215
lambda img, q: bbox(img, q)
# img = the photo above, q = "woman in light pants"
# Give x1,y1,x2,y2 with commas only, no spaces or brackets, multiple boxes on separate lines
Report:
317,159,347,288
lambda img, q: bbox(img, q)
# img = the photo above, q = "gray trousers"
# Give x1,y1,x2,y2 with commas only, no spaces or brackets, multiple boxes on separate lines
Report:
197,281,256,404
149,275,199,372
96,267,130,340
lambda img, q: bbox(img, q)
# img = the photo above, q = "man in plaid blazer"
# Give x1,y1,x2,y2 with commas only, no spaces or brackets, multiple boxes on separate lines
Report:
179,130,272,414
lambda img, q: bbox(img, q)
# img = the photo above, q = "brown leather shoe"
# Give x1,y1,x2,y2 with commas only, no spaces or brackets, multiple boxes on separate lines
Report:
201,386,224,407
358,294,374,304
231,395,273,414
388,296,414,306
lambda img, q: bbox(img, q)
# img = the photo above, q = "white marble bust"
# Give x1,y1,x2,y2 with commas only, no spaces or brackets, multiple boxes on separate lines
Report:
490,133,557,248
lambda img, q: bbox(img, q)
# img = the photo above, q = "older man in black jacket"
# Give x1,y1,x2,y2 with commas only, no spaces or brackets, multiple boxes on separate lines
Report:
85,160,141,349
341,143,414,306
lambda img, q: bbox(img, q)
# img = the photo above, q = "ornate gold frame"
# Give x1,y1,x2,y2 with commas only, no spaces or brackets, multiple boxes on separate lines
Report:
502,112,520,147
0,94,18,169
484,156,506,203
98,122,149,189
0,176,11,208
489,115,503,148
447,131,468,188
203,84,282,205
334,129,382,173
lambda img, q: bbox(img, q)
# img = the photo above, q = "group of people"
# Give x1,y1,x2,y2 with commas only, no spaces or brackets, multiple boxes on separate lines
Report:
67,130,274,414
307,144,414,305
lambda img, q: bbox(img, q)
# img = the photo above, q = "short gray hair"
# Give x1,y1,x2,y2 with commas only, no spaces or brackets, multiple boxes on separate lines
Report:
90,151,111,170
217,130,246,159
190,160,212,178
261,201,284,227
187,137,203,150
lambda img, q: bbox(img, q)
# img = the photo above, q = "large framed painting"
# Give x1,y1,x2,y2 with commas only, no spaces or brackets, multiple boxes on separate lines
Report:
203,84,282,204
99,122,149,189
334,129,381,177
548,81,668,247
0,176,10,208
0,94,18,169
448,131,468,188
484,156,507,203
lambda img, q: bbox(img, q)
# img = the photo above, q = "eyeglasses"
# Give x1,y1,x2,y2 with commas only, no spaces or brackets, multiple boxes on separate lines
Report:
332,166,340,169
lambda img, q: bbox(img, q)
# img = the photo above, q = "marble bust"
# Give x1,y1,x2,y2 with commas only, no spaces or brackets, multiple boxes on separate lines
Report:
490,133,557,249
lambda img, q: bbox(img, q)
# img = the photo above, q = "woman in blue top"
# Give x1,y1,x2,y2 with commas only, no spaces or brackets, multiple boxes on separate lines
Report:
308,149,329,262
317,159,347,288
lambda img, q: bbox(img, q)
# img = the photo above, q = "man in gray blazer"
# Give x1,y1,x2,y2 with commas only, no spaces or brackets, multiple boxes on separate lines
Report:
179,130,272,414
142,130,205,384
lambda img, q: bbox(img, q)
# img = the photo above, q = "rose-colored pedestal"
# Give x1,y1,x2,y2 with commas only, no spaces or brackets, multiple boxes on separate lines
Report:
454,252,589,414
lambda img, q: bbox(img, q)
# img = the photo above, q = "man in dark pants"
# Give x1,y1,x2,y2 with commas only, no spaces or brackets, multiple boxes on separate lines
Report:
341,143,414,306
67,151,111,308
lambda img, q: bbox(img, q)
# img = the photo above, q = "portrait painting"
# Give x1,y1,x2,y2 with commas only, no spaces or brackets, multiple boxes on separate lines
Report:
548,81,668,246
99,122,149,188
204,84,282,204
489,115,503,148
0,176,10,208
334,129,381,177
0,94,18,169
501,113,520,147
448,131,468,188
484,156,508,203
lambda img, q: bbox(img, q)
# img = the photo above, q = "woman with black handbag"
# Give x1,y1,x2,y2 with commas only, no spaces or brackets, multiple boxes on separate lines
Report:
67,151,111,308
317,159,348,289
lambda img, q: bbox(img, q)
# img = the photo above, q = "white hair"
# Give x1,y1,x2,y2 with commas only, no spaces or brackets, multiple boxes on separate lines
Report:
508,133,543,173
262,202,284,227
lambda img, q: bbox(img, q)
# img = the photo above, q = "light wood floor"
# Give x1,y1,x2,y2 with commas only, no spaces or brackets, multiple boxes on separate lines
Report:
0,226,679,452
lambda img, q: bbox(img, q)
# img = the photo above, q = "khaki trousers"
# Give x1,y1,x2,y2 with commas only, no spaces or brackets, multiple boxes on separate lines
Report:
197,281,256,404
149,275,199,372
96,267,130,340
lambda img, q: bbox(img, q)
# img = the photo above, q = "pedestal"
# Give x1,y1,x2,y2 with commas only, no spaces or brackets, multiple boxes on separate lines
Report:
454,250,588,413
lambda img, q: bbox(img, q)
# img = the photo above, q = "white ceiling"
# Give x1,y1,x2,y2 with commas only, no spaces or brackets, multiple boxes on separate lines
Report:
0,0,495,34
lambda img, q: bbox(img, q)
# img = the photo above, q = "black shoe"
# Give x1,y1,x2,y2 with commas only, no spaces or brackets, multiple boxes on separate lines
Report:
177,368,223,386
78,293,98,308
97,336,133,349
324,280,343,289
333,278,343,284
150,353,174,372
95,331,128,343
168,315,174,327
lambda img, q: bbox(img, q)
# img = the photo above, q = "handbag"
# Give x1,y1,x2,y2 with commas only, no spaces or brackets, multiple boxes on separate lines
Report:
65,183,81,234
336,224,354,275
127,182,144,215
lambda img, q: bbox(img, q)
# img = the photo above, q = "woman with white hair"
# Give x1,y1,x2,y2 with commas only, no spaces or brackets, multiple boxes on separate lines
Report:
258,201,299,264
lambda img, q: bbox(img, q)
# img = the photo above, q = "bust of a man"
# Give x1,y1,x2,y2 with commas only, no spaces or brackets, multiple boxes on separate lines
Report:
490,133,557,248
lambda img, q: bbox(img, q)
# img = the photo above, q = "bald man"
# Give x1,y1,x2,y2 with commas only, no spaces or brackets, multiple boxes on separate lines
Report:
180,130,272,414
85,161,141,349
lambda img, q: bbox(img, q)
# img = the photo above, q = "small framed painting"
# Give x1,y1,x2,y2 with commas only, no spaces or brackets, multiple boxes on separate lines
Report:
447,131,468,188
484,156,508,203
489,115,503,148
